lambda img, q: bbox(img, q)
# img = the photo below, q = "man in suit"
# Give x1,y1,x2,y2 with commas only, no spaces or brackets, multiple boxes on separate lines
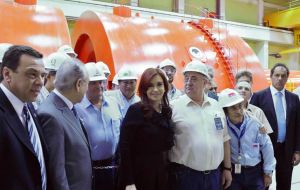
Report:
37,58,92,190
0,45,48,190
251,63,300,190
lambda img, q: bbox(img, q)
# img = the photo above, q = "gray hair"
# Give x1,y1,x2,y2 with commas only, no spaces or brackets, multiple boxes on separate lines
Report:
54,58,88,91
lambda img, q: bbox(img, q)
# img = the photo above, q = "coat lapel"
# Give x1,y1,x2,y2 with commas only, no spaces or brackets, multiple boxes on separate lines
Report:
285,91,291,128
266,88,277,124
51,93,89,146
0,89,36,155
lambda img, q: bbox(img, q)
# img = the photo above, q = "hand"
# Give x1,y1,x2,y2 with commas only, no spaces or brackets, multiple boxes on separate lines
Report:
293,152,300,166
259,127,267,134
125,184,137,190
264,174,272,187
222,170,232,189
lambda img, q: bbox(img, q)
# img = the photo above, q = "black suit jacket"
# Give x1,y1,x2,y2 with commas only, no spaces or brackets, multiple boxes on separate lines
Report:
0,88,49,190
250,87,300,161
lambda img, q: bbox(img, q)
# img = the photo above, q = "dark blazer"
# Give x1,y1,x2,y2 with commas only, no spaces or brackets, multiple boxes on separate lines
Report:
37,92,92,190
250,87,300,161
118,102,174,190
0,88,49,190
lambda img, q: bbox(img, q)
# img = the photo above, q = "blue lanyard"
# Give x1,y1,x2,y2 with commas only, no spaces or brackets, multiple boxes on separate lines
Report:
227,119,247,154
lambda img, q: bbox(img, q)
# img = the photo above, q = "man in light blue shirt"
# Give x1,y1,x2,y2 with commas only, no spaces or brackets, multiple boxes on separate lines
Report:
76,62,122,190
219,88,276,190
105,66,140,119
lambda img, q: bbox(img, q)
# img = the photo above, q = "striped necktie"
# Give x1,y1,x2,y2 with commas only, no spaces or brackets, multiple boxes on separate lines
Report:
23,104,47,190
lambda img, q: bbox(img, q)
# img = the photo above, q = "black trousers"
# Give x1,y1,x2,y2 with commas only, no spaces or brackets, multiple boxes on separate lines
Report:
274,143,293,190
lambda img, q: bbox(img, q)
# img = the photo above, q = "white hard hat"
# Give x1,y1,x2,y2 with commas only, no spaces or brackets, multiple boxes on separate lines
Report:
44,52,69,71
58,45,77,57
112,74,119,85
0,43,13,62
219,88,244,108
85,62,107,81
158,58,176,69
183,60,209,78
96,61,111,75
117,66,138,80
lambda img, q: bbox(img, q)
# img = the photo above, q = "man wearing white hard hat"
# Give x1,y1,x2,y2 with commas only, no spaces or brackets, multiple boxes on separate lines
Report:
105,66,140,118
34,52,69,108
96,61,111,91
169,60,232,190
219,88,276,190
158,58,183,100
58,44,77,58
235,81,273,134
75,62,122,190
112,74,119,90
0,43,13,65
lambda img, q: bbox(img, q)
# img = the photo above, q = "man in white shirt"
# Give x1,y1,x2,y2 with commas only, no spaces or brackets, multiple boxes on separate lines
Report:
169,60,232,190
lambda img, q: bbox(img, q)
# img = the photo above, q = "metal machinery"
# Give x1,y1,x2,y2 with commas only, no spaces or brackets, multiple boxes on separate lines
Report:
72,6,268,91
0,0,70,55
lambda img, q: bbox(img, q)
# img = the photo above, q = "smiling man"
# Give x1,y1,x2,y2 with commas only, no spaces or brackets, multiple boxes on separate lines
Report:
169,60,232,190
0,45,48,190
251,63,300,190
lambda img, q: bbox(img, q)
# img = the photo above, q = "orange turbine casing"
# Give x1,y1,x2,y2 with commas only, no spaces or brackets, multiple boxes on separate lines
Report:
72,8,268,91
0,0,71,56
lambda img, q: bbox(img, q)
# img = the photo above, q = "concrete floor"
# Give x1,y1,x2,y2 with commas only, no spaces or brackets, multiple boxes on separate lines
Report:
269,165,300,190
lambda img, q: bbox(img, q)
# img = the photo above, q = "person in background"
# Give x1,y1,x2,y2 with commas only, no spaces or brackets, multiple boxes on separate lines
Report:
219,88,276,190
34,52,69,109
251,63,300,190
205,64,218,100
58,44,77,58
112,74,119,90
0,45,48,190
118,68,174,190
210,80,218,95
169,60,232,190
105,66,140,119
235,81,273,134
96,61,111,91
76,62,122,190
37,58,92,190
158,58,183,100
0,43,12,65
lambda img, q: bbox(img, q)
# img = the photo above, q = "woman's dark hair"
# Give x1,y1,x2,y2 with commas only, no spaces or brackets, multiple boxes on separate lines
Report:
138,68,172,119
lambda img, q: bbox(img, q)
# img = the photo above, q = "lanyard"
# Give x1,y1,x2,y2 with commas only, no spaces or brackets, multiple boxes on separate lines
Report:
227,119,247,155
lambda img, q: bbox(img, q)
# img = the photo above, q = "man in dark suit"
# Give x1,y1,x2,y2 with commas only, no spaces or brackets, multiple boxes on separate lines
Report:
37,58,92,190
251,63,300,190
0,45,48,190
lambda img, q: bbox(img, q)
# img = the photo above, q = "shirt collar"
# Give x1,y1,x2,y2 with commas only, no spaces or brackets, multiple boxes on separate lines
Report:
53,89,73,110
270,85,285,97
0,83,25,117
80,95,108,109
181,94,211,107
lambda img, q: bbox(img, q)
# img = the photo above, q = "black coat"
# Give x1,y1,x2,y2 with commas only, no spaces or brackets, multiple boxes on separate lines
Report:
118,102,174,190
0,88,49,190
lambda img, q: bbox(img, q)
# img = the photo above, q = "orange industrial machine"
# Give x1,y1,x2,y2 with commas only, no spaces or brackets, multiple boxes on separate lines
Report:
0,0,70,55
72,6,268,91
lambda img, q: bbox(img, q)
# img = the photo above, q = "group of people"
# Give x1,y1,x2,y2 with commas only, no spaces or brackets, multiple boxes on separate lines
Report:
0,44,299,190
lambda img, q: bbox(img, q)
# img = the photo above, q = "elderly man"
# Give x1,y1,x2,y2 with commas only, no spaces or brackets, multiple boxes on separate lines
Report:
105,66,140,118
34,52,69,108
0,45,48,190
158,58,183,100
235,81,273,134
38,59,92,190
75,62,122,190
251,63,300,190
169,60,232,190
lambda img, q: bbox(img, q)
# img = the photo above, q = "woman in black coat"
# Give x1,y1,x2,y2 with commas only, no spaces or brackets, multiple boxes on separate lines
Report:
118,68,174,190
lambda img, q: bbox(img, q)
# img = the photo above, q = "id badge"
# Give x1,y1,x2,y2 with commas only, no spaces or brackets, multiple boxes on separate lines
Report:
234,164,241,174
214,116,223,130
